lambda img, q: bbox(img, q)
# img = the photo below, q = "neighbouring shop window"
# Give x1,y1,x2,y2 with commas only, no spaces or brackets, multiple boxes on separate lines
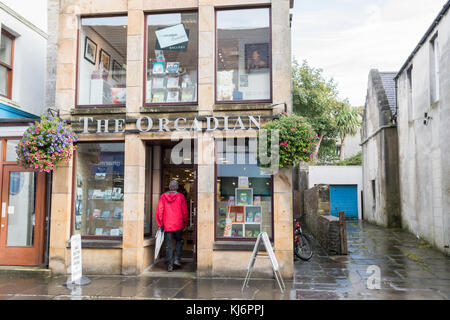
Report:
145,12,198,104
216,8,271,103
0,30,14,98
77,16,128,106
216,138,273,240
74,143,124,237
5,139,19,162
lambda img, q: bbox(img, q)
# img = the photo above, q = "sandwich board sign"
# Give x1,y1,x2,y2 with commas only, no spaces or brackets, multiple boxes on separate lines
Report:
64,234,90,287
242,232,285,292
71,234,82,283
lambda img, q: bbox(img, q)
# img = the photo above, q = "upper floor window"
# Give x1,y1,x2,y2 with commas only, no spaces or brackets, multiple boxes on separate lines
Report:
216,7,271,103
0,30,15,99
430,34,439,104
77,16,128,107
145,12,198,105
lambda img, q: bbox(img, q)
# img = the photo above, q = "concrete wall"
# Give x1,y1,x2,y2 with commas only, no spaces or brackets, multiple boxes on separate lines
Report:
361,70,401,228
308,165,363,219
0,1,48,116
396,10,450,255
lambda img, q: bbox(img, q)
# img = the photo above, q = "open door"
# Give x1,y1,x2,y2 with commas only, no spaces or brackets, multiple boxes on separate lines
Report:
0,166,46,266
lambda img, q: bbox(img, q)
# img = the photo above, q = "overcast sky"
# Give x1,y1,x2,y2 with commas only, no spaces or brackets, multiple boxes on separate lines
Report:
292,0,448,106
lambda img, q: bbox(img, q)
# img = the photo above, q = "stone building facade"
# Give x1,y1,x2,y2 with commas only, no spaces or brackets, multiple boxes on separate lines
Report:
50,0,295,277
361,70,401,227
395,2,450,255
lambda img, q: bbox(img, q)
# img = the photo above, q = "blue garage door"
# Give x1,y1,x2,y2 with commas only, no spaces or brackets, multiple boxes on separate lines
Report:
330,185,358,219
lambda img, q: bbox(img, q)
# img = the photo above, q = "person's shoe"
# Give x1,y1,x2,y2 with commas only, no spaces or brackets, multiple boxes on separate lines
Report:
173,259,182,268
167,265,173,272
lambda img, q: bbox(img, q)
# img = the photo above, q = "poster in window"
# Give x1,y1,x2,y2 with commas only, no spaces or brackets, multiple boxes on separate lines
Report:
245,43,269,73
99,49,111,71
166,91,179,103
235,188,253,205
152,61,165,74
166,76,179,88
166,62,180,74
155,24,189,50
84,36,97,65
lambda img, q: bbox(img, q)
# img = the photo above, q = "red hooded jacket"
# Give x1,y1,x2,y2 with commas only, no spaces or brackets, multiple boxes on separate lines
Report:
155,191,188,231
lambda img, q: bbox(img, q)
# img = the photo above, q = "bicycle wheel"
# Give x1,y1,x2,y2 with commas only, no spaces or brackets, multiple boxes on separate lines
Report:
295,234,313,261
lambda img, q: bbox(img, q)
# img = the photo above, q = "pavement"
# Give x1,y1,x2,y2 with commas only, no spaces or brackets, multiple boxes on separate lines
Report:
0,220,448,300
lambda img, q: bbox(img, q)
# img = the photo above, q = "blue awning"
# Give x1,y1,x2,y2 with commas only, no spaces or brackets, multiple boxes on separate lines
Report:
0,103,40,119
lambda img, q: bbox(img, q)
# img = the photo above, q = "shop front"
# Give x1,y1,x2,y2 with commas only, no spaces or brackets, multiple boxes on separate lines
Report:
0,109,48,267
50,0,294,278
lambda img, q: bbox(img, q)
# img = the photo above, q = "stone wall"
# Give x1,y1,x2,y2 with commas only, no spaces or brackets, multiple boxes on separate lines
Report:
303,184,345,255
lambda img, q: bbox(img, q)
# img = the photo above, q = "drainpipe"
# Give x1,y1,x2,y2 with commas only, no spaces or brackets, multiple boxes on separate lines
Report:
43,172,52,268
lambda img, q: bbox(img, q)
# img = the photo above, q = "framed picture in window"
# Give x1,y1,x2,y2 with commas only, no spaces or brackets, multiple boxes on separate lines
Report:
245,43,269,73
166,76,179,88
99,48,111,70
166,90,179,103
84,36,97,65
112,60,123,82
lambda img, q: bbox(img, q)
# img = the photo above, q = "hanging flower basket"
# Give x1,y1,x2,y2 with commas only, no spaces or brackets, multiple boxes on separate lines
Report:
258,113,319,168
16,115,78,173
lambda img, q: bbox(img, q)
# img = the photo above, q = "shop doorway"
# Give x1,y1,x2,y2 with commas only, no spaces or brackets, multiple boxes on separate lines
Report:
150,144,197,272
0,165,46,266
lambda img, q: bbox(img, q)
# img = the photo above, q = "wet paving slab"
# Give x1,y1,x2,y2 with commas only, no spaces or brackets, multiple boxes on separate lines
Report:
0,220,448,300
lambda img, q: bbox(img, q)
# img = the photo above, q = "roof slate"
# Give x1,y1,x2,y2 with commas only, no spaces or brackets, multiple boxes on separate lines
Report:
379,72,397,115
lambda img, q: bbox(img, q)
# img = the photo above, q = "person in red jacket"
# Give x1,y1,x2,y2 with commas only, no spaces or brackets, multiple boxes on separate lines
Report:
156,180,188,272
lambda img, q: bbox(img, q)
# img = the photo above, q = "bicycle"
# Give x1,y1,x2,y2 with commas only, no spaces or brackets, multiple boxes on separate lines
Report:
294,219,313,261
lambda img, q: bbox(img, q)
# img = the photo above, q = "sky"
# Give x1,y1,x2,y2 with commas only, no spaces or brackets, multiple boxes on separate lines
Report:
1,0,47,31
291,0,448,106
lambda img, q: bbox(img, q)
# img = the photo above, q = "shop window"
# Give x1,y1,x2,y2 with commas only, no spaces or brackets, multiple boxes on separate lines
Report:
216,7,271,103
0,30,14,98
77,16,128,106
145,12,198,105
74,143,124,238
215,138,273,240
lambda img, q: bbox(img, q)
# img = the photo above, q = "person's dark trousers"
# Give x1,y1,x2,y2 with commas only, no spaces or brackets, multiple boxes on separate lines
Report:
164,229,183,267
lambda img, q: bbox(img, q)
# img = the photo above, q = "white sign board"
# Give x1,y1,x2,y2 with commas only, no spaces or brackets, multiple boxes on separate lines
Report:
243,232,285,292
261,232,279,271
155,24,188,49
71,234,82,283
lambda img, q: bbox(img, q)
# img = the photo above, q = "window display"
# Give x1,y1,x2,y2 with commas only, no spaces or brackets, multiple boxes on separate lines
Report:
77,16,128,106
74,143,124,237
146,12,198,104
216,138,272,240
216,8,271,102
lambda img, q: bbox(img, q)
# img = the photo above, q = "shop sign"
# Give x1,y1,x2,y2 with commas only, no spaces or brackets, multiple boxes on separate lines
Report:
78,115,261,134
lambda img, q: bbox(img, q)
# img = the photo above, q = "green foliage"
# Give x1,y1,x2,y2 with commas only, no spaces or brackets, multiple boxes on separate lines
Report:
333,152,362,166
316,137,339,164
292,60,362,163
292,59,338,139
334,101,362,140
259,113,319,168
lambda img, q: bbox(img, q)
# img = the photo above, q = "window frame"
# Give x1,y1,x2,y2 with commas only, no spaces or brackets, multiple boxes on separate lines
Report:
430,33,440,104
0,29,15,100
213,138,274,242
75,14,128,109
143,9,199,107
71,141,125,240
214,5,273,105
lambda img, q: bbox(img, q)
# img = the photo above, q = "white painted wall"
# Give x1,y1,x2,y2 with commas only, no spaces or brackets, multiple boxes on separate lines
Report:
308,165,363,219
396,9,450,255
0,1,47,116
